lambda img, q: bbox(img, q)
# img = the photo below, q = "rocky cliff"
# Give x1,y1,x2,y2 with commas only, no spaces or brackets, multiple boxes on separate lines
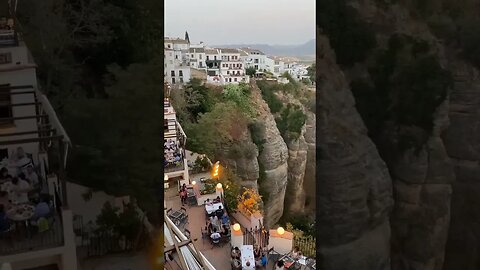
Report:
319,0,480,269
442,57,480,270
250,83,290,228
317,32,394,270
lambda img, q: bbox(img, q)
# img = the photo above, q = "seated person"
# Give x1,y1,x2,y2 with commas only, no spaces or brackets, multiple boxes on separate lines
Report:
231,246,241,259
254,245,261,259
275,260,285,270
0,204,11,232
26,165,39,188
231,258,241,269
215,206,224,219
11,177,31,204
15,147,33,170
221,212,230,225
0,191,11,210
292,246,301,259
221,224,230,236
31,198,51,221
210,228,221,243
213,196,221,203
206,220,213,234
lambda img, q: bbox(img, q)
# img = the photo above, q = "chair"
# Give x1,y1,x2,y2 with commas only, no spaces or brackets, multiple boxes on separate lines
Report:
166,208,173,216
184,229,191,239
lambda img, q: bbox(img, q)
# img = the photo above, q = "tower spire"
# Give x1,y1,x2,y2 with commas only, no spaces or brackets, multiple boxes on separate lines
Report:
185,31,190,44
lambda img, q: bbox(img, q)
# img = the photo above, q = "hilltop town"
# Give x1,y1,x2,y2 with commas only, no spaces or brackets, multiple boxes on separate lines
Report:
164,32,313,87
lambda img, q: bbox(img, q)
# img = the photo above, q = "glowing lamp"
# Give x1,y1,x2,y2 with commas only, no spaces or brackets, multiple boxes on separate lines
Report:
277,227,285,235
164,174,169,181
216,183,222,189
192,181,196,185
233,223,241,231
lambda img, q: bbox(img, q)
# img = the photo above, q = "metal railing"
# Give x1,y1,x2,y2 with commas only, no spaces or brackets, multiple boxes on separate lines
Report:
293,235,316,258
243,226,269,248
0,214,64,255
0,30,16,46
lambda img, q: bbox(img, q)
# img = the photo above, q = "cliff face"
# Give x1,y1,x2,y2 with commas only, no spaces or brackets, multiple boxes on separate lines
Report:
317,33,394,270
303,111,316,214
442,58,480,270
285,125,308,214
250,84,289,227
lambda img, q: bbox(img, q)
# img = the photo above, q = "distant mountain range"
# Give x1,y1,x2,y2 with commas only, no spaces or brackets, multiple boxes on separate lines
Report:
212,39,315,57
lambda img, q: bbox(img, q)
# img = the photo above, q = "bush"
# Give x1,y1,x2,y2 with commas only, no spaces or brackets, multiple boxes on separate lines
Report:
256,80,283,113
276,104,307,140
246,67,256,77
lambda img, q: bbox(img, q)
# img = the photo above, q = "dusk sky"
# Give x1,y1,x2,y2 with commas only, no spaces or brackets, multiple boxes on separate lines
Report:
165,0,315,46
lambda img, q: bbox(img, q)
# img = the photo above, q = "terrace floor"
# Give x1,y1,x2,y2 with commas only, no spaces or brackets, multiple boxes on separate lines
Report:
165,175,282,270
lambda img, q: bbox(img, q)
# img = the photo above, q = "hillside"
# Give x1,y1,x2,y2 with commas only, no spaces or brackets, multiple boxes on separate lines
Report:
212,39,315,57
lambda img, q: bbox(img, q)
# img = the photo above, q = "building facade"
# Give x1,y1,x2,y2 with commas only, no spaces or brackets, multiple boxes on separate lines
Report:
0,6,77,269
164,38,191,85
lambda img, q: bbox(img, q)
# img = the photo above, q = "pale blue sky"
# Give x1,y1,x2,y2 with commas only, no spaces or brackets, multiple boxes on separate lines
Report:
165,0,315,45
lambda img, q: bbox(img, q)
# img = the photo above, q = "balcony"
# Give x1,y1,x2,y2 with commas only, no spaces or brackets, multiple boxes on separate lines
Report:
0,30,16,47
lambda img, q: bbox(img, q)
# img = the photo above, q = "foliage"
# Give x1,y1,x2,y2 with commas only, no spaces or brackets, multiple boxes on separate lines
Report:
64,61,162,217
301,78,312,85
238,188,262,216
184,101,249,159
228,142,258,160
276,104,307,141
257,162,269,204
352,34,452,152
306,64,316,82
246,67,256,77
318,0,377,67
95,202,142,243
223,83,255,117
248,121,267,154
256,80,283,113
193,156,211,172
218,168,242,212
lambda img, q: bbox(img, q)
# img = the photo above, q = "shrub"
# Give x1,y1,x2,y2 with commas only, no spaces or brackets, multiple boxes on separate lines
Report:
276,104,307,140
257,80,283,113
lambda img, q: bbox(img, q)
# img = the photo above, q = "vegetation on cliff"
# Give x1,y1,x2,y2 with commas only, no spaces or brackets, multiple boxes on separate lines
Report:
350,34,452,151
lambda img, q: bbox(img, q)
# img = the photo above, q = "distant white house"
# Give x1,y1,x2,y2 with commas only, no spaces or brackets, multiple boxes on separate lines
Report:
204,48,249,85
164,37,191,85
238,48,275,73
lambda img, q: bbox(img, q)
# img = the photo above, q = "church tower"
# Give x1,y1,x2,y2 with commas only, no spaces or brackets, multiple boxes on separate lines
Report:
185,31,190,44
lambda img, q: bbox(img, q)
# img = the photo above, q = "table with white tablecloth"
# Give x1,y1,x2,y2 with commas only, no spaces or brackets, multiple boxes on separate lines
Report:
241,245,255,270
205,202,224,215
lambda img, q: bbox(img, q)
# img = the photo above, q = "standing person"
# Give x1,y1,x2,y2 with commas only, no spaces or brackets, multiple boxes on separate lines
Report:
26,165,39,189
179,187,186,206
275,260,285,270
292,246,301,259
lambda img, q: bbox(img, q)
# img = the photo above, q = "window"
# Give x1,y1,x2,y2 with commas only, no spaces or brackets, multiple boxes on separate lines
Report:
207,56,210,60
179,70,183,76
164,120,169,132
200,55,202,59
172,78,176,84
227,71,229,75
180,77,184,83
0,84,13,126
171,70,175,76
214,56,217,60
175,55,178,59
234,78,237,82
191,54,194,58
168,44,171,48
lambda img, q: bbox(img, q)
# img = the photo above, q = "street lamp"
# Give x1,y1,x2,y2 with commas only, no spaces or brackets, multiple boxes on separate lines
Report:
212,161,220,180
277,227,285,236
192,181,196,186
233,223,241,232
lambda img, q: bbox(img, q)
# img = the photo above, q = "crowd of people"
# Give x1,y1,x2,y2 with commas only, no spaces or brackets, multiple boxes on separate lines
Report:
164,139,184,168
230,245,268,269
0,147,52,236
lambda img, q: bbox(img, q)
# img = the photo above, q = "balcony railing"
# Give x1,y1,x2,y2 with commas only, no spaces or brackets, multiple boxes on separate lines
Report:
0,30,17,47
0,213,64,255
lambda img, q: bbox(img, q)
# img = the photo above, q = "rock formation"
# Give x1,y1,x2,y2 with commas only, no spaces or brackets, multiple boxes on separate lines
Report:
317,32,394,270
250,83,289,227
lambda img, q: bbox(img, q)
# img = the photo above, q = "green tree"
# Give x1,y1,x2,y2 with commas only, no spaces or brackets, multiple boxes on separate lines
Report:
246,67,256,77
307,64,316,82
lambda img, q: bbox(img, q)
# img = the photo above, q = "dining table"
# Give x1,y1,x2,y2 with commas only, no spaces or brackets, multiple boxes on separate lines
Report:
241,245,255,270
205,202,224,215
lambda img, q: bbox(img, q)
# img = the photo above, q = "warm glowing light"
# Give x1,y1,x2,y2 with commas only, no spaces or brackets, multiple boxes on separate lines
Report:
164,174,168,181
233,223,241,231
216,183,222,189
277,227,285,235
192,181,196,185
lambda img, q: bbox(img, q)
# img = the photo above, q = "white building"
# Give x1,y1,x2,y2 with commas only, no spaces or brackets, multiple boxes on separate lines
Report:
164,37,191,85
219,48,248,84
164,83,189,190
238,48,275,73
205,48,222,84
188,47,206,70
0,6,77,269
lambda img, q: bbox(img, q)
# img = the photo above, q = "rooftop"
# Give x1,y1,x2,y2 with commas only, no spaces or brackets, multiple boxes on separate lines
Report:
165,38,189,44
189,48,205,53
239,48,265,55
217,48,240,54
205,49,219,55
